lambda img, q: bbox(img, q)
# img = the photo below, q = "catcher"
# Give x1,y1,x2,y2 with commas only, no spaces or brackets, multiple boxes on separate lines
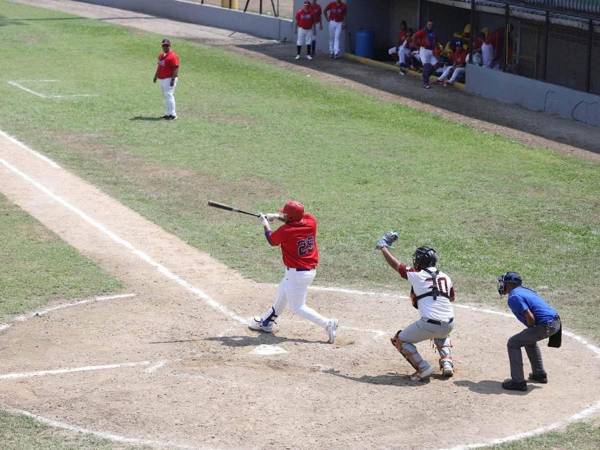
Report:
376,232,456,381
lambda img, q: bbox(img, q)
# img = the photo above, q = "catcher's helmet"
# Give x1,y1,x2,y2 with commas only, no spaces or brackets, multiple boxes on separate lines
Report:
281,200,304,222
413,246,438,270
497,271,522,295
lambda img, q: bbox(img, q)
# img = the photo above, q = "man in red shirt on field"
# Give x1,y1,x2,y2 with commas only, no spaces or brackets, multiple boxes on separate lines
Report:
324,0,347,59
310,0,323,58
153,38,179,120
249,200,338,343
295,1,316,60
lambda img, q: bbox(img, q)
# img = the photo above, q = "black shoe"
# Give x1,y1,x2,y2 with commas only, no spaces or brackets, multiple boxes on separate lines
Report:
162,115,170,119
502,379,527,391
165,115,177,120
528,372,548,383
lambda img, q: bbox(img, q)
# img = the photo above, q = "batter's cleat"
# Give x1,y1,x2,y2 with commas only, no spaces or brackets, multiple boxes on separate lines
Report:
441,362,454,378
326,319,338,344
248,317,273,333
409,365,434,381
502,379,528,391
295,54,301,60
528,372,548,384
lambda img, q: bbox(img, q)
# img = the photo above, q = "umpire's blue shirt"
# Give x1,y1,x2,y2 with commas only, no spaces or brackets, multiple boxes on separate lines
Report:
508,286,558,327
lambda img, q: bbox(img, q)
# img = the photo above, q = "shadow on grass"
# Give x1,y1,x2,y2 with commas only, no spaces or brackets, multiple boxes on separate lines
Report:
454,379,539,395
130,115,165,121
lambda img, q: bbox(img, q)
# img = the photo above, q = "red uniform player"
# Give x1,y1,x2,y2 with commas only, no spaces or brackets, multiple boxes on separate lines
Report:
310,0,323,57
249,200,338,343
324,0,347,58
295,1,316,60
153,38,179,120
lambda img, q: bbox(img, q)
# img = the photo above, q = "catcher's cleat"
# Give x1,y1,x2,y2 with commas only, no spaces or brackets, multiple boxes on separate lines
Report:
528,372,548,384
326,319,338,344
409,365,434,381
248,317,273,333
441,362,454,378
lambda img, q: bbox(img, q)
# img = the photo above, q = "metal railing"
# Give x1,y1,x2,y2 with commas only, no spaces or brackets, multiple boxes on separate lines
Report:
196,0,291,18
466,0,598,92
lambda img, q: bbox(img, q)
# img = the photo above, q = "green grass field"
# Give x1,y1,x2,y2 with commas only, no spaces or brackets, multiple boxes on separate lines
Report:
0,0,599,448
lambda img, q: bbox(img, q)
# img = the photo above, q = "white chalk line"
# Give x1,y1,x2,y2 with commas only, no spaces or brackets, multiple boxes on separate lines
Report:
0,360,152,381
8,80,97,99
144,360,168,374
1,137,600,448
0,293,136,333
442,400,600,450
2,407,197,450
12,293,136,323
0,158,247,327
0,129,61,168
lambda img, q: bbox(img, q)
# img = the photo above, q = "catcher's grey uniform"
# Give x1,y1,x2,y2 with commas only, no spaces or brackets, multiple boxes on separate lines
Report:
377,235,455,381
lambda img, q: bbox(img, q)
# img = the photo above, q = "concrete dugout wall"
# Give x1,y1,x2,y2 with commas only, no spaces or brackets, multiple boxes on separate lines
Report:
466,64,600,127
76,0,295,42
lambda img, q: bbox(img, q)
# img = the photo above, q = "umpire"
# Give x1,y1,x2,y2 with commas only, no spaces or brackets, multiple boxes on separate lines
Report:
498,272,561,391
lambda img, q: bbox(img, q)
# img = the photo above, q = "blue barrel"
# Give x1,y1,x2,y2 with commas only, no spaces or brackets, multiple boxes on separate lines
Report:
355,29,374,59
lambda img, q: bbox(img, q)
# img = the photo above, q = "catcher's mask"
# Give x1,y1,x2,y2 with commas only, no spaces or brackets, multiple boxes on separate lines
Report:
280,200,304,223
497,271,522,295
413,246,438,270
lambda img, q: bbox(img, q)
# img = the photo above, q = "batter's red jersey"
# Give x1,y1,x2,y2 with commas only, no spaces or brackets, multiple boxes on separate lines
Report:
267,213,319,270
296,8,315,30
157,51,179,79
325,1,347,22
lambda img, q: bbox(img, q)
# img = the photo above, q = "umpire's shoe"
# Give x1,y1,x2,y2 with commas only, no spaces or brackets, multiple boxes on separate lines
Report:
502,379,528,391
528,372,548,383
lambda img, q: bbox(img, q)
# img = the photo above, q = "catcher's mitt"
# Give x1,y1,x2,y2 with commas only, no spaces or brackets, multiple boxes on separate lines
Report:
375,231,399,249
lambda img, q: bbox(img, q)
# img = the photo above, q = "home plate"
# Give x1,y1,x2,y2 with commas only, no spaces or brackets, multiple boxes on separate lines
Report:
250,345,287,356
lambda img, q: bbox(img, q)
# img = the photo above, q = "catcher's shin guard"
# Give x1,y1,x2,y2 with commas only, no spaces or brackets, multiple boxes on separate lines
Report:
391,331,427,371
434,337,453,369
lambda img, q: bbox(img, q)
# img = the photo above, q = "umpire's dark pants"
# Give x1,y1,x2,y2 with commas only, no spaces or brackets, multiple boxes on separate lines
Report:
507,318,561,383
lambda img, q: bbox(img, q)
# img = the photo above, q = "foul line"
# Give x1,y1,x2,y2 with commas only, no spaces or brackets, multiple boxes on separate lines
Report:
0,129,61,168
2,407,196,450
8,80,97,99
0,158,247,326
0,360,152,381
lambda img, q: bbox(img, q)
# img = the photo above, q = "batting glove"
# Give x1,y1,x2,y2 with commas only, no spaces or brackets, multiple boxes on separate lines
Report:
265,213,282,222
259,214,270,228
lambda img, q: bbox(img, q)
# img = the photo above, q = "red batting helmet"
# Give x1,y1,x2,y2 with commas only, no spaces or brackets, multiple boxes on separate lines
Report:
281,200,304,222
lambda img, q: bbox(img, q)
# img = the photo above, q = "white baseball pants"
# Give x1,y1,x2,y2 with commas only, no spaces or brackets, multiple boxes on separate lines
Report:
328,20,342,55
418,47,434,66
159,77,177,117
482,43,494,68
388,45,411,65
438,66,465,83
262,268,329,329
297,27,313,46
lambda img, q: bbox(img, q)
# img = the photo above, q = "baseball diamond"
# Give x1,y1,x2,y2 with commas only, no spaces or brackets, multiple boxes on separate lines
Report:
0,0,599,449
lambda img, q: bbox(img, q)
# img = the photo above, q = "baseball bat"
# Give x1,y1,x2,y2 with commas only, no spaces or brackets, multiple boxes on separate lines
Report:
207,200,261,218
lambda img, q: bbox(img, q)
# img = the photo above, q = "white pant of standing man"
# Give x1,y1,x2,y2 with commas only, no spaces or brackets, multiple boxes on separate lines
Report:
328,20,343,57
159,77,177,118
297,27,313,46
254,268,336,342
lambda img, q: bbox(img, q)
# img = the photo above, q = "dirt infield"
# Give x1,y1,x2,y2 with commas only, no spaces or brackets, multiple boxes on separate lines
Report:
1,131,600,449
